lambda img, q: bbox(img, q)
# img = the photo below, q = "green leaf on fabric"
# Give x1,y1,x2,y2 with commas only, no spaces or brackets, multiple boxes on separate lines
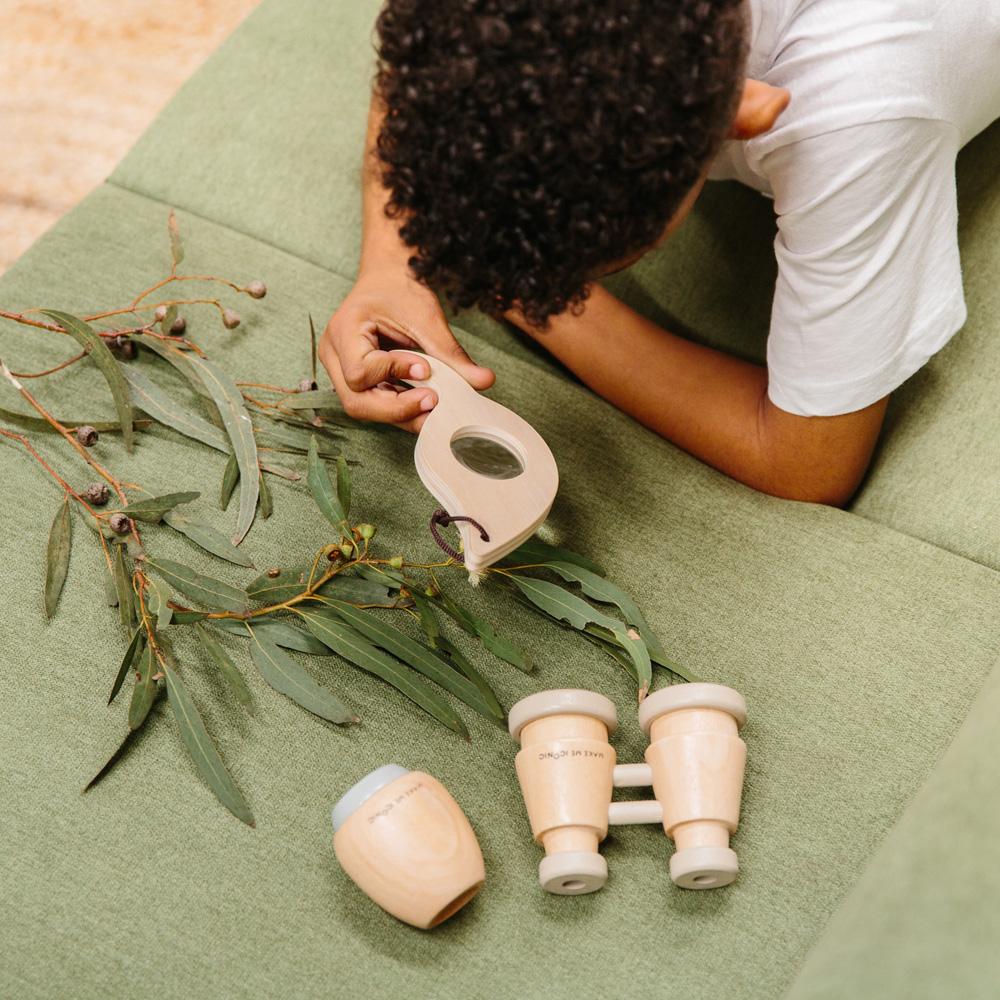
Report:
297,610,468,737
194,623,254,715
257,426,342,457
220,453,239,511
113,544,133,630
110,491,199,523
135,335,210,398
108,626,145,705
510,576,651,693
246,627,355,724
317,572,393,606
0,406,148,436
103,562,119,607
335,455,351,520
146,557,249,613
257,469,272,520
167,209,185,268
145,575,174,629
502,538,605,576
42,311,135,452
541,561,676,670
82,727,141,793
128,645,158,731
162,510,255,568
212,618,333,655
163,660,255,827
44,496,72,619
169,609,212,624
309,313,318,384
180,353,258,544
307,436,349,533
247,563,312,603
323,600,502,720
356,564,405,590
430,591,531,672
435,633,504,720
120,364,229,452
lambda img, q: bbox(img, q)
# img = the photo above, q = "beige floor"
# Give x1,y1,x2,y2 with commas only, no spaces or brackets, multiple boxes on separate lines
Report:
0,0,260,275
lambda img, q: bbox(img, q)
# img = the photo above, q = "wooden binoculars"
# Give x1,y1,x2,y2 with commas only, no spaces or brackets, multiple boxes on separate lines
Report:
508,684,748,894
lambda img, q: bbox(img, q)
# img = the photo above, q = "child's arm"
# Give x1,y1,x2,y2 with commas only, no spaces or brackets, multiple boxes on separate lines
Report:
319,97,494,430
507,284,888,505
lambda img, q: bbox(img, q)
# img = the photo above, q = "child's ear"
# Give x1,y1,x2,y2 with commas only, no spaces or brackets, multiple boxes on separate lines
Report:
728,80,791,140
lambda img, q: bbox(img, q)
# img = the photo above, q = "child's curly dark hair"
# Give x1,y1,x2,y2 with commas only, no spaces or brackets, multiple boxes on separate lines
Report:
374,0,748,326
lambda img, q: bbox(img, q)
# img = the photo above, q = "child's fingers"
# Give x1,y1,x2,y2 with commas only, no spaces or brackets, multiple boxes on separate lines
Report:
340,342,428,393
414,323,495,390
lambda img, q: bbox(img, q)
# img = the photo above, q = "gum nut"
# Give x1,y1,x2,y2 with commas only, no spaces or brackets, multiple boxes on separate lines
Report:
388,555,404,569
245,280,267,299
356,524,376,540
120,340,136,360
338,543,355,557
169,316,187,335
222,309,241,330
109,513,132,535
297,378,318,392
83,483,110,506
154,305,168,321
76,425,99,447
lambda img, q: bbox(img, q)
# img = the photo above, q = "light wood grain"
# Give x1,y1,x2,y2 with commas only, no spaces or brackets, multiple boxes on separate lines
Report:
0,0,259,274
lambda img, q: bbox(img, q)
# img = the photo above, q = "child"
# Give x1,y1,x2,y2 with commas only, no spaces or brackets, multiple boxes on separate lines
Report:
319,0,1000,504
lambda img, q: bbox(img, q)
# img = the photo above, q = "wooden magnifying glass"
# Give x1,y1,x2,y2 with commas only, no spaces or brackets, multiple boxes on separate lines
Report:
393,350,559,575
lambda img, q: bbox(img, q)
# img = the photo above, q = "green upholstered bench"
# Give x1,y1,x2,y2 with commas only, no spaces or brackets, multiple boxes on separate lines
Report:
3,2,999,998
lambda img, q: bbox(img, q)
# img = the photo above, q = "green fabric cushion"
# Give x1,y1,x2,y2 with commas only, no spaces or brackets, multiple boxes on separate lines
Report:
110,0,1000,575
786,658,1000,1000
3,185,1000,999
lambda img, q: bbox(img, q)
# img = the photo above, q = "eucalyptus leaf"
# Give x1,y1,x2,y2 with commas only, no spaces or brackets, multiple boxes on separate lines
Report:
146,557,249,613
356,564,405,590
258,426,343,457
180,353,259,544
163,510,255,568
136,335,209,397
44,496,72,619
317,572,394,605
82,727,141,793
163,661,256,827
168,209,185,268
309,313,318,384
510,576,651,692
194,624,254,715
145,575,174,629
220,453,239,510
113,544,133,630
212,618,333,655
297,610,468,737
502,538,605,576
307,436,350,534
336,455,351,520
108,626,145,704
246,627,355,724
323,601,502,720
42,311,135,452
431,592,532,672
128,645,158,731
110,491,199,523
121,364,229,451
0,406,149,436
542,561,675,670
257,470,272,520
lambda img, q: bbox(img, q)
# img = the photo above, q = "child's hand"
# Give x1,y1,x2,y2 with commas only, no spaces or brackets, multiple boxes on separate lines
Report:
319,271,495,432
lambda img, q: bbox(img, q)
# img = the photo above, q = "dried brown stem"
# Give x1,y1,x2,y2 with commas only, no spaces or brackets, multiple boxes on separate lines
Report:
9,351,88,379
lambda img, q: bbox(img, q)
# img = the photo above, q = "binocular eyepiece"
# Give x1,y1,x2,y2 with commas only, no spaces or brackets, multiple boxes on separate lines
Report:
508,684,748,894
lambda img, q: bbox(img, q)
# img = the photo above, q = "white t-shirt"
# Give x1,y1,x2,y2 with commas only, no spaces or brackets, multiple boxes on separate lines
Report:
709,0,1000,416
